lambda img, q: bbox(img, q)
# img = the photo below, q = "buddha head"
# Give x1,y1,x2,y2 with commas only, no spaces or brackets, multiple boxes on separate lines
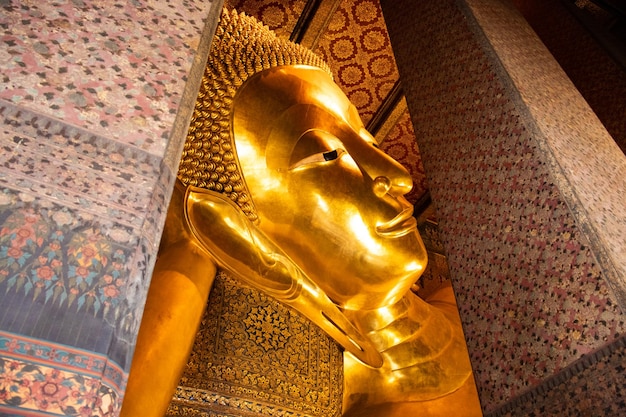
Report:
178,9,427,310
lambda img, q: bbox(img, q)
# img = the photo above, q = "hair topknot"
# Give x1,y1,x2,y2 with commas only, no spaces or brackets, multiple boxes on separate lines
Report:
178,8,332,221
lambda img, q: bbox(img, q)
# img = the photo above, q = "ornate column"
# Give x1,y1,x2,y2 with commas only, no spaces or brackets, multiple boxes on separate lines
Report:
381,0,626,415
0,0,223,415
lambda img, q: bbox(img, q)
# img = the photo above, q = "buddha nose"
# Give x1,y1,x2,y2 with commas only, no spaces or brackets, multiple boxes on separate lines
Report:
368,150,413,197
372,167,412,198
349,127,413,197
373,176,391,197
370,158,413,199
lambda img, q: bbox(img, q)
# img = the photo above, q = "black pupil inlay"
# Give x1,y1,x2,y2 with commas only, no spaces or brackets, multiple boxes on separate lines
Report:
323,150,338,161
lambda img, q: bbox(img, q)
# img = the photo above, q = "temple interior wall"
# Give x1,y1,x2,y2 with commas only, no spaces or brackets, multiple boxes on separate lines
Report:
381,0,626,415
2,0,626,415
512,0,626,156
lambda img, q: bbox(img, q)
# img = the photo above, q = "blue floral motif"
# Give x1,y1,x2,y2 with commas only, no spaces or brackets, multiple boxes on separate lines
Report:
0,200,132,321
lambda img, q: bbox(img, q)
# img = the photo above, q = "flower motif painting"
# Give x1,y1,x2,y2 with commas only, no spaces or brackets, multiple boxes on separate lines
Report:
0,196,133,320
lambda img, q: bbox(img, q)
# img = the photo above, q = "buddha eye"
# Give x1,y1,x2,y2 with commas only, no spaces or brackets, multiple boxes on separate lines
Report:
290,148,345,169
289,129,346,169
323,150,338,161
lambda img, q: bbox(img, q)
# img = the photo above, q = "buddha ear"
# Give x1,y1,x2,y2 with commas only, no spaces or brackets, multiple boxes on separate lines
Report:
183,186,295,295
183,186,383,368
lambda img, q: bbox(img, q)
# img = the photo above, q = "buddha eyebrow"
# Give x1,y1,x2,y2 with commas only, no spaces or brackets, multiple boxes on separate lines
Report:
323,150,338,161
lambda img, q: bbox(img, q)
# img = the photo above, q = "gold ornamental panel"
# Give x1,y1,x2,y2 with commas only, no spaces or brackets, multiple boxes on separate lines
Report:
167,271,343,417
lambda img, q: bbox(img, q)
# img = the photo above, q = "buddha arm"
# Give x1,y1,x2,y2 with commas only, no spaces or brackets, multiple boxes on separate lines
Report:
121,182,217,417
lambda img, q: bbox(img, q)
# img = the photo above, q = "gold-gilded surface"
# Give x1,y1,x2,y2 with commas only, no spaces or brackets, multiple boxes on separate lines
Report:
121,184,217,417
178,8,330,222
123,7,476,417
342,293,474,410
166,271,343,417
340,284,483,417
183,185,383,367
231,66,425,312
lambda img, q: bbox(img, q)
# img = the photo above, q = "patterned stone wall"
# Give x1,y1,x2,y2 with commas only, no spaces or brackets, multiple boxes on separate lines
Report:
512,0,626,155
0,0,223,415
381,0,626,415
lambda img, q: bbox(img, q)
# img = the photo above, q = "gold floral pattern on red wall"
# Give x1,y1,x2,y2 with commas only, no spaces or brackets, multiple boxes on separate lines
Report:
225,0,307,39
315,0,400,125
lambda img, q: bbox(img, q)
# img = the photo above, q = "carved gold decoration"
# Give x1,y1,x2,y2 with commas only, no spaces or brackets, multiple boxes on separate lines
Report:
166,271,343,417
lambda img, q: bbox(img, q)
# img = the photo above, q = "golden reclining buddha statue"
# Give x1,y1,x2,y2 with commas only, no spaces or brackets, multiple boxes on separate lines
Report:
121,8,473,417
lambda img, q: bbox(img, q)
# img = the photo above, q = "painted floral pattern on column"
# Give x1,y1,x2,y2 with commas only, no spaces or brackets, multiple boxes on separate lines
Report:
0,357,118,416
0,193,134,322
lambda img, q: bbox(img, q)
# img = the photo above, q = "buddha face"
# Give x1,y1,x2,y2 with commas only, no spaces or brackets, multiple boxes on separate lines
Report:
232,66,427,310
